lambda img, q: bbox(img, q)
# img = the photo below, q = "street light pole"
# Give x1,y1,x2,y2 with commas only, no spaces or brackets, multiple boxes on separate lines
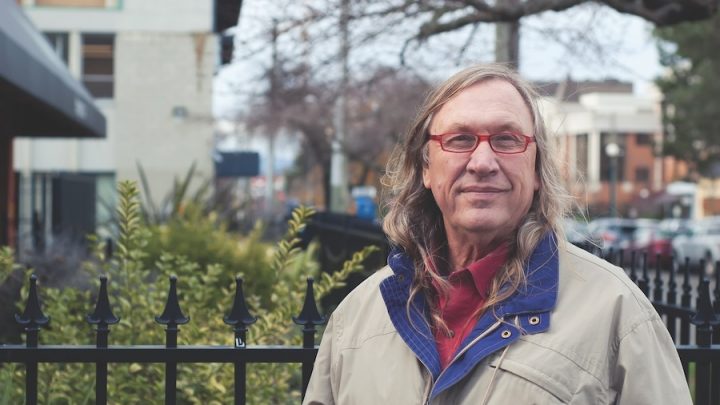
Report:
329,0,350,212
606,142,620,217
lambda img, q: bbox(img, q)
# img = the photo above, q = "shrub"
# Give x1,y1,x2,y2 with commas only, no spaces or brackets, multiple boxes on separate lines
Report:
0,181,377,404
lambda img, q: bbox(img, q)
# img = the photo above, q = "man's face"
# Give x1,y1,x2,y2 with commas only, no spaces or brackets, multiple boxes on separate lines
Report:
422,79,539,245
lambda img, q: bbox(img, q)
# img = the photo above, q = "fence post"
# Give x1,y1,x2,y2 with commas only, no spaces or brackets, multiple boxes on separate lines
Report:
293,277,326,401
15,274,50,405
638,252,649,296
653,254,664,302
224,277,257,405
629,251,637,282
690,278,720,405
680,258,692,345
87,276,119,405
155,276,189,405
714,261,720,345
664,258,678,342
104,238,113,262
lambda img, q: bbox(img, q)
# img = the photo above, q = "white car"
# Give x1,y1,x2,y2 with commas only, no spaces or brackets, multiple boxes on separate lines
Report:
671,217,720,275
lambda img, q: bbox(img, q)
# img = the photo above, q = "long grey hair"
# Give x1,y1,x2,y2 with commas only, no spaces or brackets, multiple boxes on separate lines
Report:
381,63,572,332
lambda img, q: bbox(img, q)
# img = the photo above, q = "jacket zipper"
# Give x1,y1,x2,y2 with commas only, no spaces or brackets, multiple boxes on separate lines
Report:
422,319,504,404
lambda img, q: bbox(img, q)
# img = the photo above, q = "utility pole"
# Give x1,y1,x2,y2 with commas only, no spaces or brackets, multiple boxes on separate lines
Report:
329,0,350,212
606,115,620,218
266,19,279,219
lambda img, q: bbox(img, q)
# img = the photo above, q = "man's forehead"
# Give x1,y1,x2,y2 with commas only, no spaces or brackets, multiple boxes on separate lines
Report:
429,81,534,134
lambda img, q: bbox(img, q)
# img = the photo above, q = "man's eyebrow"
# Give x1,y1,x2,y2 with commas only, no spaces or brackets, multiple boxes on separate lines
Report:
489,123,526,133
439,121,526,133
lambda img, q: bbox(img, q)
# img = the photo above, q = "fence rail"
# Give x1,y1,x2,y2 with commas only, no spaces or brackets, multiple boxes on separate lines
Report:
0,275,323,405
1,247,720,404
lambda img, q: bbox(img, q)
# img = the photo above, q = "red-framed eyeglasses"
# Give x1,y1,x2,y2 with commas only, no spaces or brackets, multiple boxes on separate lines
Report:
428,132,535,154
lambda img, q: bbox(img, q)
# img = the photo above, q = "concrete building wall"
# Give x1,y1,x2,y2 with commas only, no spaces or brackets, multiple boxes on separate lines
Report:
13,0,217,248
21,0,212,32
15,0,216,192
113,31,215,199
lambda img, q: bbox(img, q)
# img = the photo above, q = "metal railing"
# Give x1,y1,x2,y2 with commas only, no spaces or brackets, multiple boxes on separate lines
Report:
0,275,324,405
602,249,720,405
1,245,719,404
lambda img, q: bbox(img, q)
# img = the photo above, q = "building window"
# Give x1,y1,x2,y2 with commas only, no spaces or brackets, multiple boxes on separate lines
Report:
35,0,118,8
82,34,114,99
44,32,69,65
635,167,650,182
635,133,652,145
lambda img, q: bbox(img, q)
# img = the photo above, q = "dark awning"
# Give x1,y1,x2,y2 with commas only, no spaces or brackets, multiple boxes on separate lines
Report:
0,0,105,138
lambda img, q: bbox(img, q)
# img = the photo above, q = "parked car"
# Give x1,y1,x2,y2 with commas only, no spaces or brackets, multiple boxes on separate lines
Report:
671,217,720,275
588,218,664,266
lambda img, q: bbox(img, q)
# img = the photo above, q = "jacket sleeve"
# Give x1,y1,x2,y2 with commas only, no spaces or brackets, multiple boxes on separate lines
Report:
302,313,337,405
612,316,693,405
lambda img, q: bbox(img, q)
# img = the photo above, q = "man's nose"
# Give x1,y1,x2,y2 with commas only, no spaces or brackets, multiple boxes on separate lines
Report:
466,141,500,175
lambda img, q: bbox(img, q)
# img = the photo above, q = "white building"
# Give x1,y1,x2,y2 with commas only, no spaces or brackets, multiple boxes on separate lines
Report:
13,0,239,250
538,79,665,216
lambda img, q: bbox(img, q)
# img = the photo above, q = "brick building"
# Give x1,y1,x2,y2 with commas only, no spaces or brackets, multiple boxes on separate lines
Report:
538,77,669,217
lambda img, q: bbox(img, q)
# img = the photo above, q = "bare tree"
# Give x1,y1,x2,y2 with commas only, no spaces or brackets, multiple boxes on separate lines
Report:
235,0,717,69
229,0,718,210
384,0,718,66
244,61,431,205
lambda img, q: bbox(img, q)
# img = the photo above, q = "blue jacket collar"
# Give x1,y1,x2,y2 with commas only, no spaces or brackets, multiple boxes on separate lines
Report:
380,232,560,381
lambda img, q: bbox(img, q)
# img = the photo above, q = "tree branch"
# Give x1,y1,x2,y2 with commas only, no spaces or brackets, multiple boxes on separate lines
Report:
602,0,718,26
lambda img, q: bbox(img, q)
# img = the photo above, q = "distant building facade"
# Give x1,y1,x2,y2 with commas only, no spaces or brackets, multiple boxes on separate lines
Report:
13,0,239,251
538,78,669,217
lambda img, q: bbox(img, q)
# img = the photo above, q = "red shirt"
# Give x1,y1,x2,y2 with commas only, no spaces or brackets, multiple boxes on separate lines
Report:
433,244,509,369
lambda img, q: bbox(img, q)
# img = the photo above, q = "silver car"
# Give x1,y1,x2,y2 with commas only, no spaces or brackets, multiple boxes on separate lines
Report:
671,217,720,275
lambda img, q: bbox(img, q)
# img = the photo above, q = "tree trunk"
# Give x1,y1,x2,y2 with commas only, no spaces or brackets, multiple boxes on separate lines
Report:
495,19,520,69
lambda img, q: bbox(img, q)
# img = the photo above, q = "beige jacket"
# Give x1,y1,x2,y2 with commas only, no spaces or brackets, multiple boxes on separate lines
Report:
303,241,692,405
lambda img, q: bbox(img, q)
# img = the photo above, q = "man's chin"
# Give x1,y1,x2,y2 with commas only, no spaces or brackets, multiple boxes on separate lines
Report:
461,216,505,233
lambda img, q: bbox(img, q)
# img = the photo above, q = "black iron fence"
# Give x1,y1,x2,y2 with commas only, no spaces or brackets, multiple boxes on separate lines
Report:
0,275,324,405
599,248,720,405
1,244,719,404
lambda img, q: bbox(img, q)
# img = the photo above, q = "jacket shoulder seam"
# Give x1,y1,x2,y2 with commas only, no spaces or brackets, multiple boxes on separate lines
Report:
564,245,654,316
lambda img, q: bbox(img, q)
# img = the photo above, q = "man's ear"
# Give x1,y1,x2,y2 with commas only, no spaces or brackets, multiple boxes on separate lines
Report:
422,165,431,189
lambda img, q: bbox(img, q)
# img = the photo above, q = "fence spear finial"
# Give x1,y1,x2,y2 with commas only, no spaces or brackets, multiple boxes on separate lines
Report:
15,274,50,348
15,274,50,330
224,277,257,347
293,277,326,332
87,276,120,327
294,277,326,352
691,278,720,347
714,260,720,313
155,276,189,328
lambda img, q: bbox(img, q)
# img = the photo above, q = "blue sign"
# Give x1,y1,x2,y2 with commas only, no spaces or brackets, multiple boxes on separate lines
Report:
214,151,260,178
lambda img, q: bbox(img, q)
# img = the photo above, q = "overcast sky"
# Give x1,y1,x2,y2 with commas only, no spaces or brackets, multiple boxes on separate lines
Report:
520,6,661,94
214,2,664,118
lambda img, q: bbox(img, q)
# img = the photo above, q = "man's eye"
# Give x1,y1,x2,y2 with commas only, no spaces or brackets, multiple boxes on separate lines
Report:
492,133,523,145
445,134,476,146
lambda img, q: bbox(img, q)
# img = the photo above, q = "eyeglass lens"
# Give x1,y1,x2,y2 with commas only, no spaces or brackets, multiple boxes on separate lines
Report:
443,133,526,153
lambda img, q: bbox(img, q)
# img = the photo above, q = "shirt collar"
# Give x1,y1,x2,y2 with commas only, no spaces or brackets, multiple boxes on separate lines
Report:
382,232,559,381
463,243,509,297
494,232,559,316
387,232,559,316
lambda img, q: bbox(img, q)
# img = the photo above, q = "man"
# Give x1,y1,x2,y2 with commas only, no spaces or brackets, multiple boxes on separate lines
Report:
303,64,691,404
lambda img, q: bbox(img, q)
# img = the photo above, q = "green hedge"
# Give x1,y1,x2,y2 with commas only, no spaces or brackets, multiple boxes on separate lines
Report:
0,181,377,404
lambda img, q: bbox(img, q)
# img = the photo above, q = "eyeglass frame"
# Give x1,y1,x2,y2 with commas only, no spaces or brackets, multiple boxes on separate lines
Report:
428,131,536,154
